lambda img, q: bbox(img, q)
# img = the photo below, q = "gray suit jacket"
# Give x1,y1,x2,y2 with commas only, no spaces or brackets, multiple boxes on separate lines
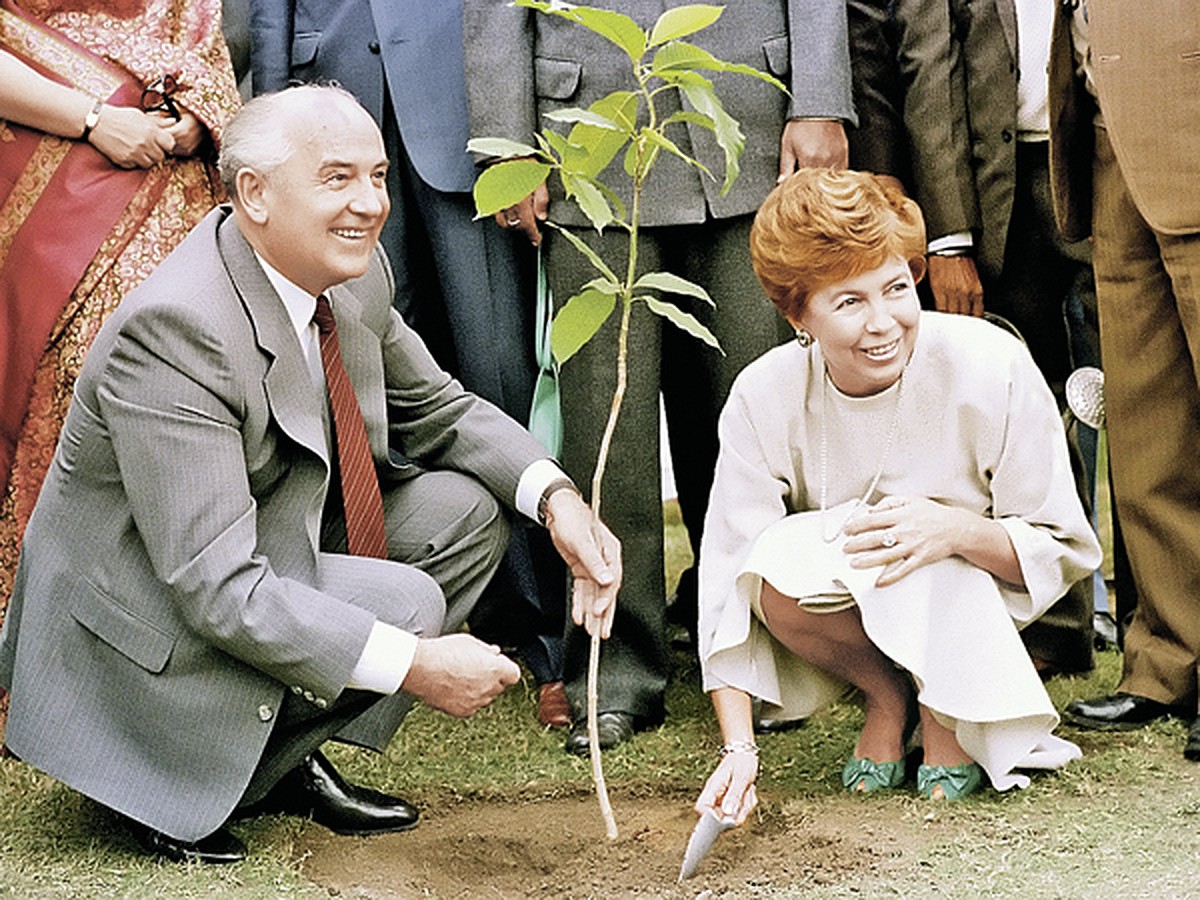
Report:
463,0,855,228
0,207,547,841
896,0,1019,280
250,0,476,193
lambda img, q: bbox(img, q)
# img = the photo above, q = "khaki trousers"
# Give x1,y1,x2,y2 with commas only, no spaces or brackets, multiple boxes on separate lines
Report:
1091,127,1200,711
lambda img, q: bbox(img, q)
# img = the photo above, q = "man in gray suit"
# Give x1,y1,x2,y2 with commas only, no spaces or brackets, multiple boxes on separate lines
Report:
464,0,855,753
249,1,572,729
0,85,620,864
895,0,1098,675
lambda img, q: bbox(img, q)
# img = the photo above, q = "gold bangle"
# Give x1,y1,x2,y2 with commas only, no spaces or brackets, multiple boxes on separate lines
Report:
80,98,103,142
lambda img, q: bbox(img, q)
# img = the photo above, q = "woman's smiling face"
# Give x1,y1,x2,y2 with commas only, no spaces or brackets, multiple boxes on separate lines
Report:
795,256,921,397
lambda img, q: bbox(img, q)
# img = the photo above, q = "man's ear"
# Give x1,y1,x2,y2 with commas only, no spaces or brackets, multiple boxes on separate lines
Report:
235,168,269,225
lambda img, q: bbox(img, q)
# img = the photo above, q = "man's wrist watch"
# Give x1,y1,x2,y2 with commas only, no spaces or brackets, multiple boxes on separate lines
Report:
536,476,579,526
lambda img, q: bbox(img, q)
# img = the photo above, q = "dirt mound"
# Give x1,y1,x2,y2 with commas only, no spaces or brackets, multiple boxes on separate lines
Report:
294,791,918,898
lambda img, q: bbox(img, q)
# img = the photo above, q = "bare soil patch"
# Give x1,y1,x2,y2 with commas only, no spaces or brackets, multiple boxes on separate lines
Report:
294,789,936,898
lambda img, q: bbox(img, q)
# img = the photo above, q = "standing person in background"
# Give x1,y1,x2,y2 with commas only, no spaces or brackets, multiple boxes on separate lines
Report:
464,0,856,754
0,0,241,733
1050,0,1200,760
894,0,1098,676
845,0,911,190
249,0,571,729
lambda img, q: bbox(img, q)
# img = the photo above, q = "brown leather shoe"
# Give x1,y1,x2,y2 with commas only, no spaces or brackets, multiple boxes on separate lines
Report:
537,681,571,729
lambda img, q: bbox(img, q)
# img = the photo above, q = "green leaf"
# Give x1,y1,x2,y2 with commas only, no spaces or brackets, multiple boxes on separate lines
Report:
541,129,589,172
544,107,622,130
644,297,722,352
679,78,744,195
651,40,789,94
643,128,712,180
662,110,716,132
545,222,619,283
517,0,647,62
633,271,714,306
472,158,552,217
466,137,541,160
648,4,723,46
581,276,624,295
562,172,614,231
570,7,647,61
566,91,638,179
552,287,617,364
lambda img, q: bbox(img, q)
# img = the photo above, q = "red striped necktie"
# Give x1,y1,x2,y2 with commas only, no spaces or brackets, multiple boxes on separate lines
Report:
313,295,388,558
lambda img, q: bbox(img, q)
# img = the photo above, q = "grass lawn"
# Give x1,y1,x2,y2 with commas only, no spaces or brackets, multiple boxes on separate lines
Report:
2,501,1197,897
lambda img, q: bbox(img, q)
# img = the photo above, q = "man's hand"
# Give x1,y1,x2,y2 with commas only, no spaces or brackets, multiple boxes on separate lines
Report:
543,490,621,639
494,182,549,246
401,634,520,717
778,118,848,180
926,254,985,316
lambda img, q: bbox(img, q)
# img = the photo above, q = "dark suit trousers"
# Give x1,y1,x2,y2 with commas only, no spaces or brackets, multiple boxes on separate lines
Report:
379,108,565,686
983,140,1097,673
1091,128,1200,712
546,216,790,721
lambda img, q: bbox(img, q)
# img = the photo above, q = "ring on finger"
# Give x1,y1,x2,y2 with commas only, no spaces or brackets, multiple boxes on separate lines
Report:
506,217,520,226
881,531,898,548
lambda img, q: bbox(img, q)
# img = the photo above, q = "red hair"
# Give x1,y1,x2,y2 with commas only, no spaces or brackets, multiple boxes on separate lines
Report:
750,169,927,323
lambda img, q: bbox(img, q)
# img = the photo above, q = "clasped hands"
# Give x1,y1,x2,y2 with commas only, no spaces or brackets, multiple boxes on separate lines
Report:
88,105,204,169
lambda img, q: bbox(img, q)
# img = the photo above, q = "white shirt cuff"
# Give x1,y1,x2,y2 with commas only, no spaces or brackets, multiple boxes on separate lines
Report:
347,622,418,694
927,231,974,254
516,457,569,522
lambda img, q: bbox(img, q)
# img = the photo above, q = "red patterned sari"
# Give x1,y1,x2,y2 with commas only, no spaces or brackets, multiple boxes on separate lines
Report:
0,0,241,729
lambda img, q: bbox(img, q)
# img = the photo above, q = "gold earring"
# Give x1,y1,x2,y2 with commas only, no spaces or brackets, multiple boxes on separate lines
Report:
794,328,813,348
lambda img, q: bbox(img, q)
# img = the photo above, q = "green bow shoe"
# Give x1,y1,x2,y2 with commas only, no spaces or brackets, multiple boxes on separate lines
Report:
917,761,984,800
842,756,906,793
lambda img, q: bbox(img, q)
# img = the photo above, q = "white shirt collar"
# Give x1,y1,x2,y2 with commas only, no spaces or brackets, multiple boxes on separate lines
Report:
254,251,318,355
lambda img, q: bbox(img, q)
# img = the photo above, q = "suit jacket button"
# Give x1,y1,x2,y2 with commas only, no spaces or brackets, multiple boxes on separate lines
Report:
258,704,274,722
303,690,316,702
368,40,381,54
291,685,303,695
1001,129,1013,143
315,697,328,710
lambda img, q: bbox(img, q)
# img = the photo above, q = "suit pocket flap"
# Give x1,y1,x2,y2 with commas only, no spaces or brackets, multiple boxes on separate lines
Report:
290,31,321,67
761,34,790,78
535,56,581,101
71,584,176,674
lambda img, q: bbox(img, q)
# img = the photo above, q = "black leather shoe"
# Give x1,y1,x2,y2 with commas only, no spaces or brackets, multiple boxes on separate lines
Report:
243,750,419,836
126,820,246,865
565,711,638,755
1185,719,1200,762
1063,692,1177,731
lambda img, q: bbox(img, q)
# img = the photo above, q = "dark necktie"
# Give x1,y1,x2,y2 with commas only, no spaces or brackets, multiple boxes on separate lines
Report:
313,295,388,558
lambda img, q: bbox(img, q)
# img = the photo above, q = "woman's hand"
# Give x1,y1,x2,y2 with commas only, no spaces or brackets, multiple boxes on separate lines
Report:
695,749,758,826
87,105,175,168
157,110,205,157
842,495,1024,588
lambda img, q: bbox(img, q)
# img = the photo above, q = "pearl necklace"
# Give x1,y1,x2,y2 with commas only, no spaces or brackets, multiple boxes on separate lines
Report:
818,365,907,543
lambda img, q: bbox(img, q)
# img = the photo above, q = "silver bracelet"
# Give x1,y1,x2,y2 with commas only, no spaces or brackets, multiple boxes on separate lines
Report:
719,741,759,758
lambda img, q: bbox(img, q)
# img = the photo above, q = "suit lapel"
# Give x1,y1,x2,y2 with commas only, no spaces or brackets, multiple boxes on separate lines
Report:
325,282,388,452
215,211,330,467
998,0,1018,66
